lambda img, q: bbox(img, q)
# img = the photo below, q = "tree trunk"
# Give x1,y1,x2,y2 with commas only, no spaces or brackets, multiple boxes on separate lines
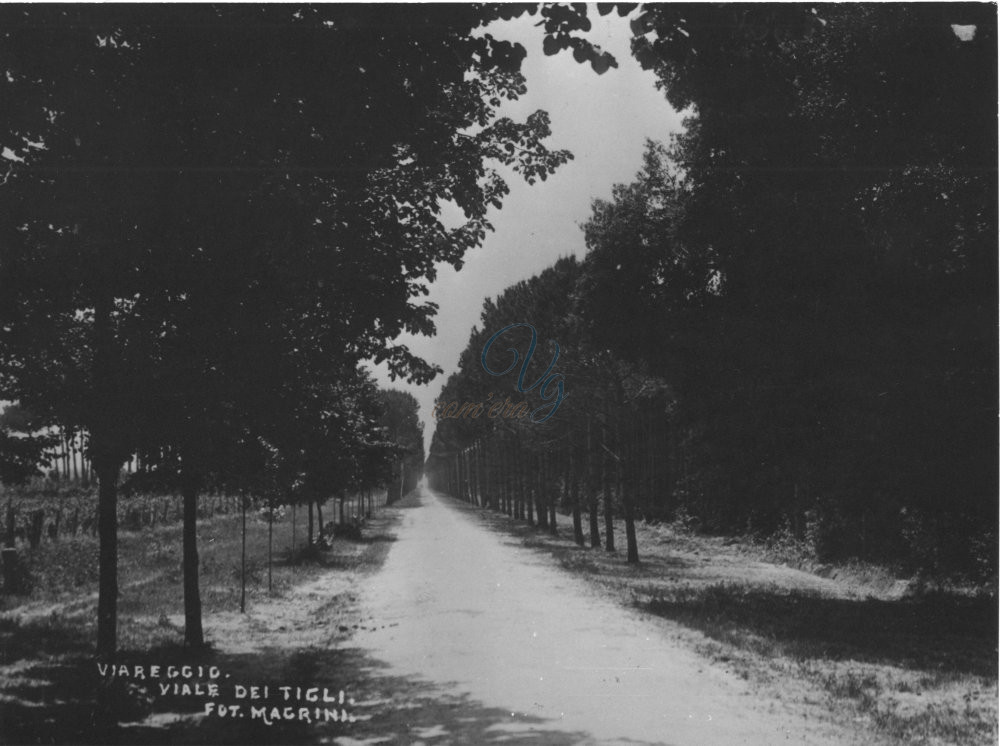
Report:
316,499,324,541
182,477,204,647
500,447,507,514
602,434,615,552
619,420,642,565
307,499,314,545
507,438,515,517
619,424,638,564
502,437,510,515
572,474,584,546
572,505,583,544
588,479,601,544
524,456,534,525
514,444,522,519
267,495,274,593
240,492,247,613
549,452,559,536
94,449,121,726
473,445,479,507
536,452,548,530
482,442,491,510
95,458,119,658
626,505,639,564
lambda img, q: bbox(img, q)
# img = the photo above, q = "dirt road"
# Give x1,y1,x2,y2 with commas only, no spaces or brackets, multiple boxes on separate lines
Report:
350,487,850,745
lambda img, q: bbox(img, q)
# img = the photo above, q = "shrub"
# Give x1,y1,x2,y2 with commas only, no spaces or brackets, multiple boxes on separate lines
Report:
1,547,33,595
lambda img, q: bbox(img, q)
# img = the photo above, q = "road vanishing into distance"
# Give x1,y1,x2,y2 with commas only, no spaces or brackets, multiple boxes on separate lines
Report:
351,487,852,745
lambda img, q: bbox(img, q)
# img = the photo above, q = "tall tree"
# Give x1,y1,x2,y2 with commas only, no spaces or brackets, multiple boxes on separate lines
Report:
579,4,997,573
380,390,425,503
0,4,581,661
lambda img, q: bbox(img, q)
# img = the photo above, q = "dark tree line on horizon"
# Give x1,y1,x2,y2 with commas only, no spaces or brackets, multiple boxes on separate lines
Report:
427,3,997,583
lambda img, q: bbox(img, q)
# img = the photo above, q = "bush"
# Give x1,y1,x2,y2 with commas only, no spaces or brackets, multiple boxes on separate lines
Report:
332,516,364,542
756,517,815,566
286,543,326,565
670,506,700,536
257,504,286,523
1,548,34,595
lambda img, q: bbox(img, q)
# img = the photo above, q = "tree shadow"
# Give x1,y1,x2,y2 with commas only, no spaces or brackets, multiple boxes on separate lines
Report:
275,537,395,572
0,615,103,744
123,647,605,745
0,623,636,745
356,534,397,545
392,493,424,510
640,584,997,678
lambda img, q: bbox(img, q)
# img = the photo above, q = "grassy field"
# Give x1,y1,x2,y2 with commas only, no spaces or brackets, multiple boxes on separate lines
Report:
1,493,996,745
0,498,393,744
3,502,319,616
455,499,998,746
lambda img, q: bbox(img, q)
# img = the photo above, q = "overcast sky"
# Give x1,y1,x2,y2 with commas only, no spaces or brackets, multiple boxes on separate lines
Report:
369,11,684,456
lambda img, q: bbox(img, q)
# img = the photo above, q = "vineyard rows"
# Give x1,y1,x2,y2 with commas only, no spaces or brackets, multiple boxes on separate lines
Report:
1,487,384,550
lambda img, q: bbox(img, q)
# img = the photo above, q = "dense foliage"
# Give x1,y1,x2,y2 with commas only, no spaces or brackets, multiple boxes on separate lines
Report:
0,4,578,660
428,4,997,582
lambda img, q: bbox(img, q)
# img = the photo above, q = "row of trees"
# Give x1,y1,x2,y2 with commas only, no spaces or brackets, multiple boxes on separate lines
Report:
427,257,669,565
0,404,129,484
0,4,601,666
429,4,997,581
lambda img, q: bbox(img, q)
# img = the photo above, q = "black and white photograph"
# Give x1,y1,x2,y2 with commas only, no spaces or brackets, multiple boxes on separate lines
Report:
0,3,996,744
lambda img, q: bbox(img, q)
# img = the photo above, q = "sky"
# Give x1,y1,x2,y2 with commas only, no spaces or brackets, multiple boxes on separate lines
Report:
369,11,684,457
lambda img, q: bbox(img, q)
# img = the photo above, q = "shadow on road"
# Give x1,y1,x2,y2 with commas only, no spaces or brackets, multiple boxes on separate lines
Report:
434,491,997,680
0,615,103,744
0,629,600,745
0,491,612,746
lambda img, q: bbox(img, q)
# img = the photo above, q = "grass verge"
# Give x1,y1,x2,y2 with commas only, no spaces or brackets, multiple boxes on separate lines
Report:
447,495,998,746
0,498,403,744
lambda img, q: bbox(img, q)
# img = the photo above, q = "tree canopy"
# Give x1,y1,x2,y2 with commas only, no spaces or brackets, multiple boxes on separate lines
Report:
0,4,583,659
430,3,997,580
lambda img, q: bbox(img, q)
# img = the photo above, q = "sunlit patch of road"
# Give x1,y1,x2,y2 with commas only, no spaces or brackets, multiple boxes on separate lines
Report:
352,487,852,745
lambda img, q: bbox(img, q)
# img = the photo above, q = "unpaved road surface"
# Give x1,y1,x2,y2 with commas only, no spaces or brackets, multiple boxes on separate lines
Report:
350,488,853,745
